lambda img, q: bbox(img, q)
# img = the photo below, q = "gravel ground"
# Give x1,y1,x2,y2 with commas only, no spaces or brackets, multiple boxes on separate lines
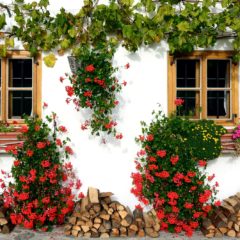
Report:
0,227,234,240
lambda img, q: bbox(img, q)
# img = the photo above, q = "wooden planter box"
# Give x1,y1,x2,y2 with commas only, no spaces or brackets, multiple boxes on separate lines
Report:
0,131,23,153
221,129,236,154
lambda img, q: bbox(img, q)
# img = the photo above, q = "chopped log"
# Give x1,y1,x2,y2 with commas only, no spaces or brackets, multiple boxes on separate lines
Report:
72,225,81,231
100,233,110,238
68,216,77,225
235,223,240,232
102,203,109,211
210,209,228,228
81,225,90,233
120,226,127,237
84,232,91,237
129,223,138,232
86,220,93,228
111,219,121,228
76,220,85,226
103,220,111,230
109,201,118,210
133,208,143,220
228,220,234,229
107,208,114,215
219,227,228,234
128,228,136,237
88,187,99,204
118,210,128,219
117,204,125,211
145,227,159,238
93,223,101,229
99,211,110,221
111,212,121,221
64,224,72,231
80,197,89,212
143,213,155,228
153,223,161,232
201,227,215,238
93,204,101,213
71,229,79,237
91,228,100,238
227,229,236,237
64,230,71,236
99,224,107,233
94,217,102,224
101,197,112,205
110,228,119,237
137,228,145,237
214,229,223,237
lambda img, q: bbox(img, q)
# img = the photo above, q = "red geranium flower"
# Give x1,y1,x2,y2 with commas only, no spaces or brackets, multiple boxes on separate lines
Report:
156,150,166,158
198,160,207,167
65,146,73,155
37,142,46,149
85,64,95,72
174,98,184,106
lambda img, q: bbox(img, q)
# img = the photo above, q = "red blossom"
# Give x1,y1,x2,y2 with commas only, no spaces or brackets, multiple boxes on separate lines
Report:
59,126,67,132
43,102,48,108
135,204,143,211
56,138,62,146
42,196,50,204
35,125,40,131
20,125,29,133
115,133,123,139
26,150,34,157
198,160,207,167
156,150,167,158
184,202,193,209
170,155,179,165
83,91,93,97
167,191,179,199
85,64,95,72
59,76,65,82
157,210,165,220
155,170,170,178
174,98,184,106
125,63,130,69
37,142,46,149
146,134,154,141
208,174,215,181
65,146,74,155
214,200,221,206
41,160,51,168
14,160,20,167
65,86,74,97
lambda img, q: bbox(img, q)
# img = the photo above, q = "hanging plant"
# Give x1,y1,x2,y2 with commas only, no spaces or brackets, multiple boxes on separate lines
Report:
61,44,128,138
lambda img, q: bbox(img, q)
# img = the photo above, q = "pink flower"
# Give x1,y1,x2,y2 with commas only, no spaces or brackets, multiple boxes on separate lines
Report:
125,63,130,69
59,126,67,132
65,146,73,155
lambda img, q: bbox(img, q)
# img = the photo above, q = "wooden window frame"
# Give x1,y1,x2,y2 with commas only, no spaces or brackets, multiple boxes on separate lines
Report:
0,51,42,125
168,51,239,126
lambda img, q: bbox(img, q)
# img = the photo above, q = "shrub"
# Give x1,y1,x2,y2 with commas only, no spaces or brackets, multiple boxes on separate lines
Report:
2,114,81,231
131,108,223,236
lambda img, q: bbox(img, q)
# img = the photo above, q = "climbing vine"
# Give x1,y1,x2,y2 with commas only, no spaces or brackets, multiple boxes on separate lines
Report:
0,0,240,65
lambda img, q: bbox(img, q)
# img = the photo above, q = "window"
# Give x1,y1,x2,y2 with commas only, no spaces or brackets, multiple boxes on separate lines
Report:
168,51,239,125
0,51,42,123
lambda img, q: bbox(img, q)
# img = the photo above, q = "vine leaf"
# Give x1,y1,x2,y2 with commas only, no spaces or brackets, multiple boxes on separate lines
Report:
43,53,57,67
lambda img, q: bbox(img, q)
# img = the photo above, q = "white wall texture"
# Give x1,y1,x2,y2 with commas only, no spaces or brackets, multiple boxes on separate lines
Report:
0,0,240,210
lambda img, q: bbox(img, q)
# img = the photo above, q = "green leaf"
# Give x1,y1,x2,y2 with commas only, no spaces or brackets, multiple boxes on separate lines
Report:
43,53,57,67
119,0,134,7
0,14,6,29
177,21,190,32
221,0,229,8
39,0,49,8
60,39,71,49
68,28,77,38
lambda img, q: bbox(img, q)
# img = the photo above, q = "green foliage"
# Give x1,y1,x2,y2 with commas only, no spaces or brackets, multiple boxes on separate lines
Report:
131,109,221,236
0,121,14,132
1,0,240,62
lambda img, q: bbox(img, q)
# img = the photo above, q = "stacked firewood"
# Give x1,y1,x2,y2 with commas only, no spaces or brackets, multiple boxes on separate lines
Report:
64,187,160,237
201,192,240,238
0,198,14,234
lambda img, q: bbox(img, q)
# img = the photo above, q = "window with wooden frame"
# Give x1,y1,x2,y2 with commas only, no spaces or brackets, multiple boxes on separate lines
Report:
0,51,42,124
168,51,239,126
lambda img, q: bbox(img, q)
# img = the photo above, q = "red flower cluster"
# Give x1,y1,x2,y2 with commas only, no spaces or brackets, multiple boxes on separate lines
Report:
2,115,81,231
85,64,95,72
174,98,184,106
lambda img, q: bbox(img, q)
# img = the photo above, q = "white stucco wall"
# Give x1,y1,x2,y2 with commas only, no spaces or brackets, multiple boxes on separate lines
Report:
1,0,240,209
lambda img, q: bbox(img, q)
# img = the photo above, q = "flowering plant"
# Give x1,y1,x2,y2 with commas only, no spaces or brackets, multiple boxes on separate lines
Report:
232,125,240,154
61,44,127,138
2,113,82,231
131,104,223,236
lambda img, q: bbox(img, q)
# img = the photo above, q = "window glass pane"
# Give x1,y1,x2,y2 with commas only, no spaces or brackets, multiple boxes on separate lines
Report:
8,91,32,119
207,91,230,118
177,91,200,118
207,60,230,88
177,60,200,88
9,59,32,87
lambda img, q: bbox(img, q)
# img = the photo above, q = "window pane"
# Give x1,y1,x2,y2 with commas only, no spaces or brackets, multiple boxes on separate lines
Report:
177,60,200,88
207,91,230,118
9,59,32,87
8,91,32,119
177,91,200,118
207,60,230,88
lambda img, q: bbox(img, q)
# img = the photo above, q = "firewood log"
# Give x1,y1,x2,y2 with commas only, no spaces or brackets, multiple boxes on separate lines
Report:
71,229,79,237
72,225,81,231
100,232,110,238
94,217,102,224
137,228,145,237
80,197,89,212
214,229,223,237
110,228,119,237
116,204,125,211
219,227,228,234
68,216,77,225
120,226,127,237
145,227,159,238
227,229,236,237
103,220,112,230
88,187,99,204
81,225,90,233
